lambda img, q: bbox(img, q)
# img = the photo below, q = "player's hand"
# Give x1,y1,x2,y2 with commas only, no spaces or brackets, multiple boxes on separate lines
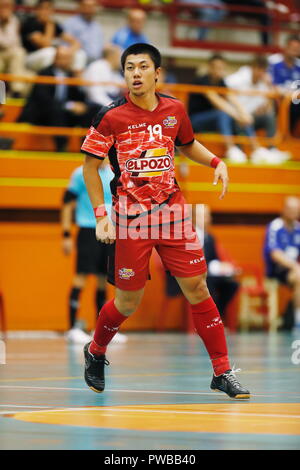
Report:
96,216,116,244
62,237,73,255
213,161,228,200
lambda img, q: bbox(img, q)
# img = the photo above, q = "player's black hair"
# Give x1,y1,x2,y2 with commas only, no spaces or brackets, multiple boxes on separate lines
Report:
121,43,161,71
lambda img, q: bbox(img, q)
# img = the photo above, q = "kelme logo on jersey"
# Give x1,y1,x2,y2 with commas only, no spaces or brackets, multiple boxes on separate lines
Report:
119,268,135,280
125,148,172,177
163,116,177,128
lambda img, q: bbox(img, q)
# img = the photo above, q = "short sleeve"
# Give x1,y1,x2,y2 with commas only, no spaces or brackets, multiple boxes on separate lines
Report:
175,102,195,147
81,112,114,160
68,167,83,195
265,220,281,252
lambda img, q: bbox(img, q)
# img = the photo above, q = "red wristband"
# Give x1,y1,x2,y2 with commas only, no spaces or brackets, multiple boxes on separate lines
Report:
210,157,222,168
94,205,107,218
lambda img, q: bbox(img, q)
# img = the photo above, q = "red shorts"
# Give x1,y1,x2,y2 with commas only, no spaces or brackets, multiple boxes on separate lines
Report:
108,192,207,291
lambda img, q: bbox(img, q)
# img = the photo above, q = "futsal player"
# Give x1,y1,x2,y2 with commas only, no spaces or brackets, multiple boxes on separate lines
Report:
61,163,127,344
81,43,250,399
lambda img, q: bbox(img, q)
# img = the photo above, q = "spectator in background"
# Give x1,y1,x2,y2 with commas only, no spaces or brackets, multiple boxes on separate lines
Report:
188,54,266,163
84,44,123,106
179,0,226,40
269,35,300,136
195,205,240,319
21,0,86,73
112,9,149,51
223,0,272,46
63,0,103,65
0,0,29,97
264,196,300,331
61,163,127,344
225,56,290,164
18,46,97,151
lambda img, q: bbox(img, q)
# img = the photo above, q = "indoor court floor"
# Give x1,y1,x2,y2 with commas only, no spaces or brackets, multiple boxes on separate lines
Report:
0,332,299,450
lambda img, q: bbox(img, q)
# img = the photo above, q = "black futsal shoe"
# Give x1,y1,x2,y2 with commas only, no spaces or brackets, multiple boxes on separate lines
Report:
83,342,109,393
211,369,250,399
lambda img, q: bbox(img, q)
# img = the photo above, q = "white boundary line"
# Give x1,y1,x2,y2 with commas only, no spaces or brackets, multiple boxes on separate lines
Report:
0,384,300,399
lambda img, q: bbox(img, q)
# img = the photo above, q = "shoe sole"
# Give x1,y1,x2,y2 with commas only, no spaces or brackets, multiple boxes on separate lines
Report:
211,389,250,399
88,386,104,394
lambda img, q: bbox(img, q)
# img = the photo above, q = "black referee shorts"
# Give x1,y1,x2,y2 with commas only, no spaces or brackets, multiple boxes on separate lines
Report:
76,227,109,276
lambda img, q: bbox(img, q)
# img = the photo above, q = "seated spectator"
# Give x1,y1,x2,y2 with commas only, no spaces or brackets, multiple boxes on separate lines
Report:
223,0,272,46
188,54,266,163
179,0,226,40
269,35,300,136
225,56,290,164
0,0,29,97
264,196,300,330
84,44,123,106
195,205,240,319
18,46,97,152
21,0,86,73
112,9,149,51
63,0,103,65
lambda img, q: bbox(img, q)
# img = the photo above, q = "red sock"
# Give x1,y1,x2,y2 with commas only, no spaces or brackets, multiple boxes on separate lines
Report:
89,299,127,355
190,296,230,376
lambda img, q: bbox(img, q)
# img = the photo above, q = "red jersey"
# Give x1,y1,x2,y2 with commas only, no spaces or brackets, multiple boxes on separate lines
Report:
81,92,194,214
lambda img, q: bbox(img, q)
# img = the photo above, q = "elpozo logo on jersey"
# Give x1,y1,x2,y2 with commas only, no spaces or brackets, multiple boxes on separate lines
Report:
125,148,172,177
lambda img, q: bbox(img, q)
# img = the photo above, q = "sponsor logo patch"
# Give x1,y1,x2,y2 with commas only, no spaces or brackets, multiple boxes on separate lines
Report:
163,116,177,128
119,268,135,280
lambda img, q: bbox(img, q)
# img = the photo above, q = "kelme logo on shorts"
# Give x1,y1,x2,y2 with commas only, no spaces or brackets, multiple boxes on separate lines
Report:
125,148,172,177
119,268,135,280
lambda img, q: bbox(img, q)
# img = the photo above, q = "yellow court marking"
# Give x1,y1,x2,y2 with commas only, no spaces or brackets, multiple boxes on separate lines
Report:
11,403,300,435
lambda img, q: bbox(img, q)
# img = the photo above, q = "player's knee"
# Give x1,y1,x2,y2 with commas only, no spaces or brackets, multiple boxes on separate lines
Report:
189,276,210,304
115,293,141,316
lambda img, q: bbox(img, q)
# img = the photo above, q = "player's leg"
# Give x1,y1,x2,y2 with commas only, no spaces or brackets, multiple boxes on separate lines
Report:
67,228,96,343
176,273,250,399
287,267,300,329
66,273,90,343
84,234,153,393
157,216,250,399
95,275,106,316
84,287,144,393
176,273,231,374
69,273,87,328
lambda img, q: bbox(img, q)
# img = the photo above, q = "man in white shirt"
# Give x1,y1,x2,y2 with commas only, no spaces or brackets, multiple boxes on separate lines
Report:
226,56,290,164
84,44,124,106
63,0,103,64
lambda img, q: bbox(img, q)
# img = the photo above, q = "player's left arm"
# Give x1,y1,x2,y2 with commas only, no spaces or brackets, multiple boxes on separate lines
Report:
179,139,229,200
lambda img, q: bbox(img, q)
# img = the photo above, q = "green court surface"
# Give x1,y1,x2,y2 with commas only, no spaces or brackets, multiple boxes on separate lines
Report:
0,332,299,450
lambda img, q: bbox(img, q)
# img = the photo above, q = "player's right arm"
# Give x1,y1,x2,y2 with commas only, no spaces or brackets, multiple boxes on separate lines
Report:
83,155,116,245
